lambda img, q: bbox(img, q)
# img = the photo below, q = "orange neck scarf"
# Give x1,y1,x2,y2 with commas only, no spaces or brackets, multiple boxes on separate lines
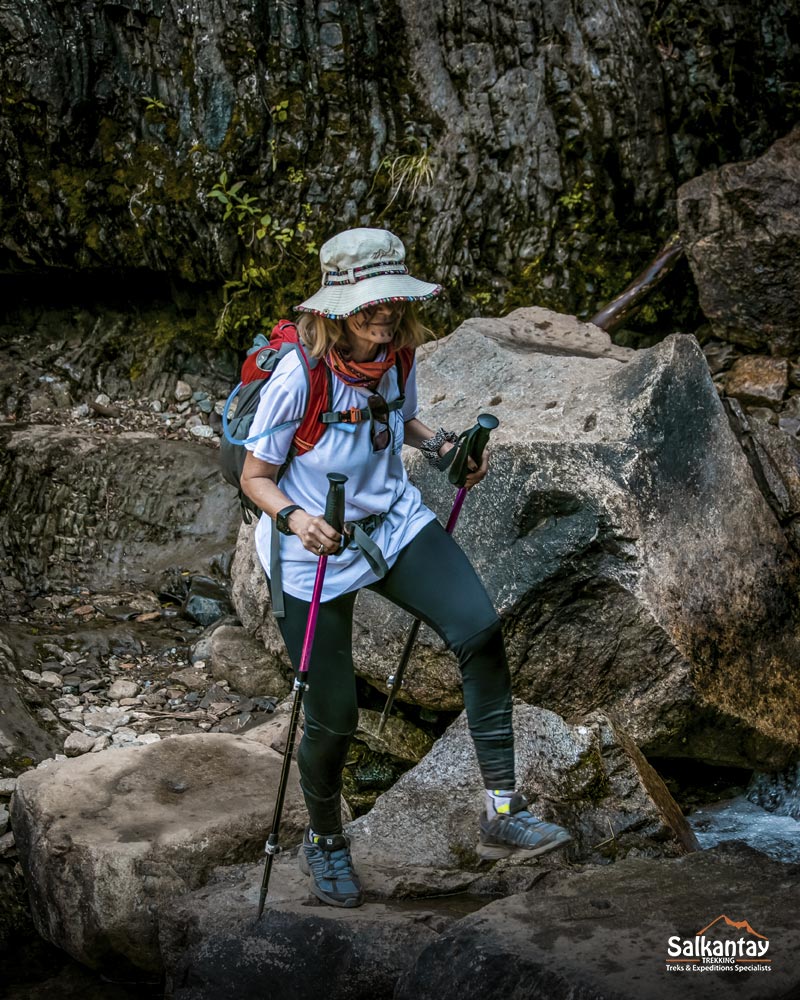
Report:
326,344,396,392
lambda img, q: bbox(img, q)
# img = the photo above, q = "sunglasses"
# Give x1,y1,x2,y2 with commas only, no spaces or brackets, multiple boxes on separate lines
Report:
359,301,406,322
367,392,391,452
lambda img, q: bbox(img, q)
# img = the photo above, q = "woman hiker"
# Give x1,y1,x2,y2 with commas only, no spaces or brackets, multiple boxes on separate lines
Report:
241,227,572,908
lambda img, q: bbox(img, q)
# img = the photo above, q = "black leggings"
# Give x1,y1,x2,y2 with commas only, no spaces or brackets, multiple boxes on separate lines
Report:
275,519,515,833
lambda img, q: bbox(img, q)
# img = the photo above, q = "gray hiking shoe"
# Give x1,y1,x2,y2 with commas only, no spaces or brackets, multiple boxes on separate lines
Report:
478,792,572,860
299,828,364,907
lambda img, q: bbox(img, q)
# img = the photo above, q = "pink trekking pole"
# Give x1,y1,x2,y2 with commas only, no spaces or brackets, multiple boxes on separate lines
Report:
377,414,499,735
257,471,347,919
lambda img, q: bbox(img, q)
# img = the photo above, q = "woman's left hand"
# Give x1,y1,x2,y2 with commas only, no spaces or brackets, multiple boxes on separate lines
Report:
440,442,490,490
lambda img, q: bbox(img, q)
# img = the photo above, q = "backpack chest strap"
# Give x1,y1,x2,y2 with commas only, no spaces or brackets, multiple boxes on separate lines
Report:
320,396,405,425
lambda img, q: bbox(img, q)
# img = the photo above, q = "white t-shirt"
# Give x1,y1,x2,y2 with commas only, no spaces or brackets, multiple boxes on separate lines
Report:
245,349,436,602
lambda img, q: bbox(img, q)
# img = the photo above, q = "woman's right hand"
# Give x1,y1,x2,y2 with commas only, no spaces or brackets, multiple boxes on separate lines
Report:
289,510,343,557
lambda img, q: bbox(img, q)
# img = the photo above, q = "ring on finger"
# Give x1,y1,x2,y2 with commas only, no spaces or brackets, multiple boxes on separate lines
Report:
317,543,325,554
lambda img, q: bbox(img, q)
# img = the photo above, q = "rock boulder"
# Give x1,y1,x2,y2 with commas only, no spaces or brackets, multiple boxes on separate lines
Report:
10,732,308,973
348,704,698,869
678,126,800,355
210,623,290,699
0,426,239,592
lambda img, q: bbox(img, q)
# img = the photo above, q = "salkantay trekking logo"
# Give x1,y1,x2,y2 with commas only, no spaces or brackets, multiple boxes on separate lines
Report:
665,915,772,974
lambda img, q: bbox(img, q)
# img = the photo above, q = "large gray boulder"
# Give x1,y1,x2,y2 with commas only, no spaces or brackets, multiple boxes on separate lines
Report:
678,127,800,355
0,426,239,592
10,732,308,974
348,704,698,868
233,310,800,769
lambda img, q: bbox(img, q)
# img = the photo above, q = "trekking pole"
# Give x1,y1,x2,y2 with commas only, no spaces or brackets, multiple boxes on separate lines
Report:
377,414,499,735
256,471,348,919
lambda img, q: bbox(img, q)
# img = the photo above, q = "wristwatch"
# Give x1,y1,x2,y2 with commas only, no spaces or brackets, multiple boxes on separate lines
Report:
275,504,304,535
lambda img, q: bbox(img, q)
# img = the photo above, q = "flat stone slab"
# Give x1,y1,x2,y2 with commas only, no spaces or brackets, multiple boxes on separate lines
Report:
396,843,800,1000
446,306,636,363
159,843,798,1000
160,855,487,1000
11,733,307,973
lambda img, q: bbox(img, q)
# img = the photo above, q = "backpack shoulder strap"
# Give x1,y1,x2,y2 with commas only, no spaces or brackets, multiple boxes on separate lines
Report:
291,352,330,456
395,346,415,394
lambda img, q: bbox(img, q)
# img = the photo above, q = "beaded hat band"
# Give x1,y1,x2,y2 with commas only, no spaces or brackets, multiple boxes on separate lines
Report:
324,260,409,286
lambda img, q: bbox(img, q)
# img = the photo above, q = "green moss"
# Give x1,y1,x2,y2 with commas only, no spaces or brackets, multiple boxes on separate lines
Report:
561,748,611,806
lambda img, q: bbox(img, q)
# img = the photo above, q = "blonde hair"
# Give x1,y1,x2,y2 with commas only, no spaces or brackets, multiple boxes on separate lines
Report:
297,305,432,359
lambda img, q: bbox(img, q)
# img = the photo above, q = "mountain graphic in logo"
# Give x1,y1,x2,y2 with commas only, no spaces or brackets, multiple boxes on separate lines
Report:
696,915,768,940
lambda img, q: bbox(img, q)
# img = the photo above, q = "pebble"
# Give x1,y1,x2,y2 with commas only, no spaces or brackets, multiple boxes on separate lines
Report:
175,380,193,402
82,708,132,732
214,399,226,415
64,732,96,756
94,393,111,407
108,679,139,700
169,666,209,691
54,695,81,710
58,709,84,724
779,416,800,437
190,424,215,439
0,832,15,856
39,671,64,688
5,589,285,768
150,400,163,412
197,399,213,414
0,778,17,796
725,356,789,407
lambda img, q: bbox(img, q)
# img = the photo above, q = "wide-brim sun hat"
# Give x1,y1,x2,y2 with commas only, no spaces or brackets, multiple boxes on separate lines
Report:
295,227,442,319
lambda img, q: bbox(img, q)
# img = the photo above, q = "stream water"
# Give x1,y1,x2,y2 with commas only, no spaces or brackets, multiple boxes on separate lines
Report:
688,795,800,864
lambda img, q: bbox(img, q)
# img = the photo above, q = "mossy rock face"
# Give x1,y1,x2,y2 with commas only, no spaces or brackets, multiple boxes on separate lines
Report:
2,0,798,343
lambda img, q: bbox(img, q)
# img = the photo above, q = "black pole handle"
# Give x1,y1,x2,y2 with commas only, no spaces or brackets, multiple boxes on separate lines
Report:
447,413,500,487
324,472,348,549
470,413,500,464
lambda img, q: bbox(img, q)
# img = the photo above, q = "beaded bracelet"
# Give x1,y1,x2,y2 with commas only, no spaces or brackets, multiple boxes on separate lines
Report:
419,428,458,465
